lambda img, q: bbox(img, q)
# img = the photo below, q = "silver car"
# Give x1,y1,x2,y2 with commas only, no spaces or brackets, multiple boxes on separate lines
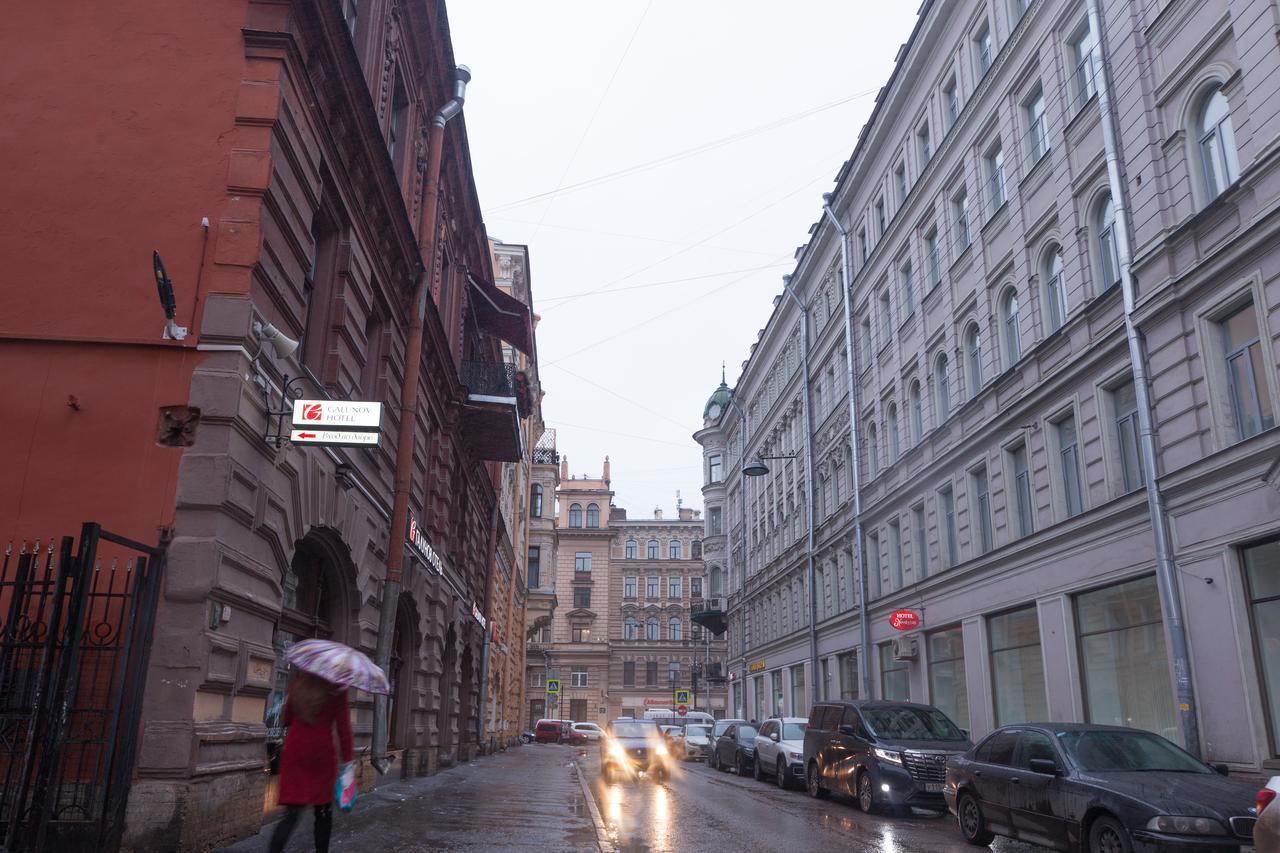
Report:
682,724,713,761
752,717,808,789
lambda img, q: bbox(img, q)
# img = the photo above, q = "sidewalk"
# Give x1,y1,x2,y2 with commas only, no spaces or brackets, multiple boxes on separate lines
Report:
218,744,605,852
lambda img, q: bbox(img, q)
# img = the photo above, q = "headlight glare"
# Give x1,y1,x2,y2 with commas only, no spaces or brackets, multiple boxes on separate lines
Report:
654,743,668,757
873,747,903,765
1145,815,1226,835
608,742,627,761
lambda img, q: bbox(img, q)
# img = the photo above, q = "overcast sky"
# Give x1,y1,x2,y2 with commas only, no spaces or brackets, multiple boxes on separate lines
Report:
450,2,920,516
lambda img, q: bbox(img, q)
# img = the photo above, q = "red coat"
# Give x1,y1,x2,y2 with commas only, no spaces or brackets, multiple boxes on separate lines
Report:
277,686,354,806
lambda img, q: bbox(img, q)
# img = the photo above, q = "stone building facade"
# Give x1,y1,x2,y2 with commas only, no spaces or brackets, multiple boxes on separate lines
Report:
523,430,560,727
698,0,1280,775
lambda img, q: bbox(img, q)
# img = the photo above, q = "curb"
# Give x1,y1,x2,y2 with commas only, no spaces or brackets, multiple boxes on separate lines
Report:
574,761,615,853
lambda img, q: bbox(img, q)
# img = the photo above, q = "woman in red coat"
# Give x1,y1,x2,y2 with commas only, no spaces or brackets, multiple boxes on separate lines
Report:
269,671,354,853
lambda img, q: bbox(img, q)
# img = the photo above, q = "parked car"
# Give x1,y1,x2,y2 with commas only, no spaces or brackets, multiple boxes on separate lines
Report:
1258,775,1280,853
533,719,565,744
753,717,808,789
803,700,972,813
711,722,759,776
572,722,604,742
602,718,669,783
520,730,535,743
946,723,1258,851
712,718,747,741
682,724,714,761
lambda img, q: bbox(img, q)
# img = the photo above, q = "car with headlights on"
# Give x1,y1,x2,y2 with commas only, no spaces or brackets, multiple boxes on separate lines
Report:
602,719,669,783
711,722,759,776
682,724,714,761
945,723,1257,852
753,717,808,789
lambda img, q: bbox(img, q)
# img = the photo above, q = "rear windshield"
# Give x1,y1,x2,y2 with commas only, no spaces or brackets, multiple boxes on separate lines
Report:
1056,730,1209,773
738,725,759,739
686,725,712,737
610,722,659,739
862,707,966,741
782,722,808,740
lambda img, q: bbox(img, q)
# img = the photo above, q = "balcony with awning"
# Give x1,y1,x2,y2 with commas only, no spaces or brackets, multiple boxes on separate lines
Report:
459,359,522,461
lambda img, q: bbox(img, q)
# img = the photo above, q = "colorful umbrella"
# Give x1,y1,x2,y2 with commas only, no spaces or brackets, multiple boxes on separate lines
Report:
285,639,390,694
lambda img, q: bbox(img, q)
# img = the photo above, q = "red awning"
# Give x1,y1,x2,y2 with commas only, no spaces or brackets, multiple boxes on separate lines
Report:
469,275,533,355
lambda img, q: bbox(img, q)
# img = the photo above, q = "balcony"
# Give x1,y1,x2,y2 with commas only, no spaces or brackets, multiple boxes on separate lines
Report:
691,596,726,636
460,360,521,462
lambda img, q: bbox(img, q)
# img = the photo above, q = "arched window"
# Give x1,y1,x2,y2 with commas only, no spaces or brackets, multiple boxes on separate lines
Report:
646,539,659,559
935,353,951,420
866,419,880,478
965,323,983,397
625,539,637,559
691,540,702,559
1001,288,1021,365
646,616,659,641
886,402,900,461
1199,88,1239,201
668,617,682,641
585,503,600,528
1043,248,1067,331
908,380,923,444
668,540,681,559
568,503,582,527
1096,196,1120,290
529,483,543,518
624,616,638,640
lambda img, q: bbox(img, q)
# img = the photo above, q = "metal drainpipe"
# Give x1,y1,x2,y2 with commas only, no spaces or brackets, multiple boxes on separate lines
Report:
726,395,749,718
822,197,873,701
1085,0,1200,757
372,65,471,774
781,275,820,710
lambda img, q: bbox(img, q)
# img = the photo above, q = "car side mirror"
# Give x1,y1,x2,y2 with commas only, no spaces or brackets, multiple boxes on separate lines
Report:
1027,758,1060,776
960,729,969,739
1212,763,1230,776
838,724,856,736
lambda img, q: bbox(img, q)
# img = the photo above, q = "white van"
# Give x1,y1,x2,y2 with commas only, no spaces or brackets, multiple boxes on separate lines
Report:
643,708,674,720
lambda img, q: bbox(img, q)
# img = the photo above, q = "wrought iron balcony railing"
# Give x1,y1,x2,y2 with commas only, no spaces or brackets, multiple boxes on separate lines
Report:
461,360,516,399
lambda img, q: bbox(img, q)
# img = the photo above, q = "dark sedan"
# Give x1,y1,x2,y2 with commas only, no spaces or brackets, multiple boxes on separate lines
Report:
945,723,1258,852
710,722,758,776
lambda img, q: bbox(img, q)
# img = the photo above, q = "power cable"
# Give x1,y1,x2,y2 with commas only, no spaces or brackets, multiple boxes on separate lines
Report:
537,262,793,303
543,362,691,431
547,420,694,449
486,215,781,257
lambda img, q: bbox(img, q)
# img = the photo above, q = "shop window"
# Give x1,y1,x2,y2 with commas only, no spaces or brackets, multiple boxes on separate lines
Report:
879,643,910,701
988,606,1048,726
1244,539,1280,754
928,627,969,729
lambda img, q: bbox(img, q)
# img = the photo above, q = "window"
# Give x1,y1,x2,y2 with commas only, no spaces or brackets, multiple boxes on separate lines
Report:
708,453,723,484
1044,248,1067,332
624,576,636,599
791,665,808,717
1001,287,1021,365
646,577,659,598
625,539,637,560
624,616,638,640
668,576,682,598
647,540,659,560
573,587,591,609
1053,412,1084,518
569,698,587,721
1011,442,1034,537
1220,300,1275,441
814,380,824,419
530,484,543,518
925,229,941,290
528,546,541,588
669,660,681,683
935,353,952,421
344,0,359,36
894,162,908,204
974,22,992,77
568,503,582,527
901,260,916,317
939,484,958,568
859,315,873,365
1025,87,1047,165
857,227,868,263
646,617,659,641
917,122,933,165
1198,88,1240,201
1070,25,1097,109
972,465,993,555
839,651,859,700
388,72,409,178
965,323,983,397
943,76,961,130
572,626,590,642
866,419,880,479
875,197,886,239
585,503,600,528
302,214,340,373
691,576,703,598
909,380,923,444
1076,575,1175,737
646,660,658,686
1244,539,1280,753
989,607,1048,726
529,670,544,688
888,519,903,589
1010,0,1029,21
691,540,702,559
1096,195,1120,290
571,667,588,688
623,661,635,686
574,552,592,572
879,288,892,345
1112,380,1145,493
952,187,971,251
708,506,723,536
867,529,882,599
886,403,900,462
985,143,1006,213
821,658,831,701
669,540,681,560
913,504,928,580
879,642,910,700
928,628,969,729
668,617,682,641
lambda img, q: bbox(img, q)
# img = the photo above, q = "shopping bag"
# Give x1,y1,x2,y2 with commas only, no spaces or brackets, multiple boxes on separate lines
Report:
335,762,357,812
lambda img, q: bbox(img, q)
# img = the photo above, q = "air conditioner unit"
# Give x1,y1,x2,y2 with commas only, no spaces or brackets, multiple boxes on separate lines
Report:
891,635,919,662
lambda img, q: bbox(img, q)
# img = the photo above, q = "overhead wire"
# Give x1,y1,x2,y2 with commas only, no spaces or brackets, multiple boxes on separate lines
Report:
536,262,793,303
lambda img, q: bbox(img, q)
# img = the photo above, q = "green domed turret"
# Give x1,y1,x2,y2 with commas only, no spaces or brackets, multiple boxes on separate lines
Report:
703,365,733,421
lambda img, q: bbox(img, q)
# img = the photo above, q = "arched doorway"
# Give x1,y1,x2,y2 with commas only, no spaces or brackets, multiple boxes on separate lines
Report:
436,623,457,762
459,645,475,756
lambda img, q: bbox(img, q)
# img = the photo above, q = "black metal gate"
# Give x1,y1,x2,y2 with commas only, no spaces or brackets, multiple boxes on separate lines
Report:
0,523,164,853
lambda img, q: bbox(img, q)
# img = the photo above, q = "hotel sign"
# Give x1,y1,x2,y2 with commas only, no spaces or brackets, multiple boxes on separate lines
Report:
407,518,447,576
292,400,382,430
748,660,767,673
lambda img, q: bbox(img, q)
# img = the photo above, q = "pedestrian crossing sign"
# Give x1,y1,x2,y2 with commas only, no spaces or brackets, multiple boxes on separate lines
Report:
546,679,560,695
674,689,690,705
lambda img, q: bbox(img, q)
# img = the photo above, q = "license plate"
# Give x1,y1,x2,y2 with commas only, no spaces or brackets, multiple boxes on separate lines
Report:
925,782,944,793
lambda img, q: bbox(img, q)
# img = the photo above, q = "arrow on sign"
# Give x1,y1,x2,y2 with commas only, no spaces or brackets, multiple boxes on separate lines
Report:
296,432,316,439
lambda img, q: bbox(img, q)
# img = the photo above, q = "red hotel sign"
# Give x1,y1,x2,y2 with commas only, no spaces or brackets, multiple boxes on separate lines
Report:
889,609,921,631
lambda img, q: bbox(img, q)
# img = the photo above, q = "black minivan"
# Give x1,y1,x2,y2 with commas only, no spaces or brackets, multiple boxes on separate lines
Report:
803,700,972,813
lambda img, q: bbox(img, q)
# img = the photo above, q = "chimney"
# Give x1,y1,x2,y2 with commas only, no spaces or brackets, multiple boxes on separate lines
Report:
693,509,702,519
560,455,568,481
602,455,611,484
610,506,627,521
654,507,663,520
678,507,694,521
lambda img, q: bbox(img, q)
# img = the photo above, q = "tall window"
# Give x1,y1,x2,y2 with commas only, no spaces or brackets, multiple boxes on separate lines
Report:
668,617,682,641
939,484,958,568
624,576,636,599
1199,88,1239,201
857,227,868,263
708,507,723,536
912,504,928,580
901,260,916,317
1112,380,1145,493
909,380,923,444
625,539,637,560
668,576,682,598
1025,87,1047,164
935,353,951,421
528,546,541,588
965,323,983,398
925,229,941,289
1001,288,1022,365
573,587,591,609
571,667,588,688
344,0,359,36
866,419,880,479
943,77,961,130
708,454,723,484
887,403,900,461
879,288,893,344
574,552,592,572
928,628,969,729
879,643,910,701
1044,248,1067,332
839,651,859,700
646,576,659,598
859,315,873,364
952,187,971,251
791,665,808,717
646,616,659,641
623,661,636,686
989,606,1048,726
1244,539,1280,753
1011,442,1034,538
646,660,658,686
985,143,1006,213
691,540,702,559
888,519,903,589
568,503,582,527
875,197,886,239
624,616,638,640
585,503,600,528
895,163,908,204
1097,195,1120,290
1221,300,1274,441
972,466,993,555
647,539,659,559
974,22,993,77
669,660,681,684
918,122,933,165
669,540,681,559
388,72,409,178
530,483,543,518
867,530,882,599
1054,412,1084,518
691,576,702,598
1070,25,1097,108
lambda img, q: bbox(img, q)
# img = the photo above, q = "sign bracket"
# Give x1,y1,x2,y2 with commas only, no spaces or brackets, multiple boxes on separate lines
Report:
259,373,309,449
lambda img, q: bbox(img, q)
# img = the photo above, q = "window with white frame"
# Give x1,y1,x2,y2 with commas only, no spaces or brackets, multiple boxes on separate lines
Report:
965,322,983,397
886,402,900,462
859,315,873,365
647,539,659,559
985,143,1007,213
952,186,971,251
568,503,582,527
1025,86,1047,165
909,380,923,444
894,162,908,205
1001,287,1022,365
912,503,928,580
1053,411,1084,518
1219,299,1275,441
708,453,723,484
867,529,882,599
668,617,682,641
708,506,722,536
1111,379,1145,494
624,576,637,599
624,616,638,639
1096,194,1120,290
625,539,637,559
1043,248,1067,332
571,667,588,688
1010,441,1034,538
574,552,592,572
668,540,681,560
646,616,659,641
925,228,941,289
901,259,916,317
875,197,886,239
935,353,952,421
939,484,958,568
1198,88,1240,202
974,21,993,77
691,576,702,598
879,288,893,345
1069,24,1097,109
972,465,993,555
668,575,682,598
585,503,600,528
917,121,933,165
943,76,961,131
646,576,659,598
888,519,903,589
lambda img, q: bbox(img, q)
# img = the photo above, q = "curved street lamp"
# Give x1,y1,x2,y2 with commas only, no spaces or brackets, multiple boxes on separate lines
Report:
741,454,795,478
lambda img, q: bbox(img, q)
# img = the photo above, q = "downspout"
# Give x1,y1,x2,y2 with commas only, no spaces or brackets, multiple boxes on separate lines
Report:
780,275,820,709
1086,0,1200,757
726,395,749,718
372,65,472,774
822,196,873,701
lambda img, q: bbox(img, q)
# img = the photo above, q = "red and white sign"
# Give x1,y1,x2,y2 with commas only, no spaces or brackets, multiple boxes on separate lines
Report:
677,705,688,717
289,429,379,447
889,609,921,631
291,399,382,430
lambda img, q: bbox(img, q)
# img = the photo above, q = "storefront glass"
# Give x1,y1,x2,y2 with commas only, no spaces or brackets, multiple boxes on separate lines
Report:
839,651,858,700
989,606,1047,726
879,643,910,700
927,627,969,729
1244,539,1280,754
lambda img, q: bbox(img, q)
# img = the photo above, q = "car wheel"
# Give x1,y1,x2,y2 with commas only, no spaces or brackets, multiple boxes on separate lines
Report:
806,761,830,799
710,750,719,771
776,758,790,790
1088,815,1132,853
753,755,765,782
857,771,879,814
735,752,746,776
957,792,995,846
